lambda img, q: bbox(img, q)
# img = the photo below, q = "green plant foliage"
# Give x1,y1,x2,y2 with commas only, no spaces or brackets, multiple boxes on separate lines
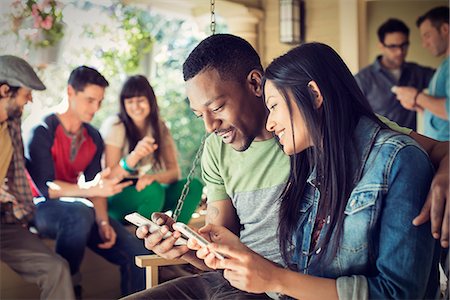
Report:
80,3,154,78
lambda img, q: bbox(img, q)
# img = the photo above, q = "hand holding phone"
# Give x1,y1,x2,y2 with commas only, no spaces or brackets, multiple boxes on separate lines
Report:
120,177,139,185
125,212,187,246
173,222,225,260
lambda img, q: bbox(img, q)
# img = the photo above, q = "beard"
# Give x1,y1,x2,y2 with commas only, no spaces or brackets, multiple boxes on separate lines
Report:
6,97,23,120
233,134,254,152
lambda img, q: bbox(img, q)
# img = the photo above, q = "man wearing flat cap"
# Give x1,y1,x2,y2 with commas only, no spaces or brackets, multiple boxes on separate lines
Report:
0,55,74,299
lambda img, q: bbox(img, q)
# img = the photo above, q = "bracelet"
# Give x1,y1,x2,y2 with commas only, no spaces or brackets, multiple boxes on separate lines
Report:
413,90,421,106
99,220,109,226
119,157,137,174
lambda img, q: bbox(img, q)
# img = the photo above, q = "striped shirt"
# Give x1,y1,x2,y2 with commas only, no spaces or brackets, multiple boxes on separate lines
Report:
0,118,35,224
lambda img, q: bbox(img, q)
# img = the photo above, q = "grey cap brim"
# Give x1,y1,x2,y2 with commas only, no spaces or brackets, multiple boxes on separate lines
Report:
0,55,46,91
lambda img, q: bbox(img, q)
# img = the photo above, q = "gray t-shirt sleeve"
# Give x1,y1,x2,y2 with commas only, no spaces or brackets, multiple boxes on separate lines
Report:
336,275,369,300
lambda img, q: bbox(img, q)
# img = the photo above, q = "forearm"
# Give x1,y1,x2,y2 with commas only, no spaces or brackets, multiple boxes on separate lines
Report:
90,196,109,223
47,179,109,199
48,180,94,199
436,148,449,177
271,267,338,300
206,200,241,235
108,164,129,179
409,132,449,170
152,168,180,184
416,93,448,119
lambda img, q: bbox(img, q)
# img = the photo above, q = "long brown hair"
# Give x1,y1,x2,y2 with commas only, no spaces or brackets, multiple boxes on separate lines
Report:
118,75,162,168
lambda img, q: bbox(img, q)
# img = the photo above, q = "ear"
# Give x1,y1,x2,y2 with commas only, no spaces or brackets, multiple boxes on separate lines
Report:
67,84,75,98
440,22,449,35
307,81,323,108
0,84,10,98
377,41,384,52
247,70,263,97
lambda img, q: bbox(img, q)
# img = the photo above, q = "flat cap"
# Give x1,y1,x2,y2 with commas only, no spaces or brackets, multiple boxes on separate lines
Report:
0,55,46,91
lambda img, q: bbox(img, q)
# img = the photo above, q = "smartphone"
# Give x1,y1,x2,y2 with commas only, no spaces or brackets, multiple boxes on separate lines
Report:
124,212,187,246
172,222,225,260
120,177,139,185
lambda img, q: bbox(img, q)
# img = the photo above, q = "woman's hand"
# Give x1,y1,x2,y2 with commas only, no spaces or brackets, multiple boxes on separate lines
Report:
188,224,281,294
188,224,279,293
132,137,158,161
186,224,240,268
136,174,157,191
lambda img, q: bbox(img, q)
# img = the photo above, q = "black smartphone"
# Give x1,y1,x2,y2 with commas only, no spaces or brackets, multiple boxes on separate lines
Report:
120,177,139,185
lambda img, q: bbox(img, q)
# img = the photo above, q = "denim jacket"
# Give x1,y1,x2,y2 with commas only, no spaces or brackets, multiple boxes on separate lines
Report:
290,117,439,299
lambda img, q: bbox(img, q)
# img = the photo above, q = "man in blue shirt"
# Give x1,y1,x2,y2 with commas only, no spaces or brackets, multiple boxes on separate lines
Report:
355,18,434,130
394,7,449,141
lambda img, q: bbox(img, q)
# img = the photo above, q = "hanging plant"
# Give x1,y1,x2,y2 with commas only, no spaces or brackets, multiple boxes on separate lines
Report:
10,0,65,48
82,3,154,76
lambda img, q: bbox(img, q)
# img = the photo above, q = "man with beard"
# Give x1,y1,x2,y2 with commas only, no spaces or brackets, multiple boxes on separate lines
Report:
0,55,74,299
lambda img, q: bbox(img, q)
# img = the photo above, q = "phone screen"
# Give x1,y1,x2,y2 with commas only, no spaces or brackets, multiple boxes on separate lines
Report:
120,177,139,185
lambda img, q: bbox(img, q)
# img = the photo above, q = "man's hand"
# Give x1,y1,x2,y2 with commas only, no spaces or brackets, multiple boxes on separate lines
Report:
135,213,189,259
414,170,450,248
97,222,117,249
88,168,132,197
393,86,421,111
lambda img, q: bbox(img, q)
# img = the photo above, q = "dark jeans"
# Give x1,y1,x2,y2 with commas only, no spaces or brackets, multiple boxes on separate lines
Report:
122,271,272,300
34,198,148,296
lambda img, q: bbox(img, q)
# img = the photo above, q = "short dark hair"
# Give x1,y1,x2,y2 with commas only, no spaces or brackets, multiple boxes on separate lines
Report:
182,34,263,82
416,6,449,29
377,18,409,43
68,66,109,92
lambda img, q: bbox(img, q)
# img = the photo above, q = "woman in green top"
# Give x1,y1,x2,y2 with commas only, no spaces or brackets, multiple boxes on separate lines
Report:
101,75,202,224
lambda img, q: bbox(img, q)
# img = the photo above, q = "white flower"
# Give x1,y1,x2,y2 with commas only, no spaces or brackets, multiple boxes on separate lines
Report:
10,1,26,18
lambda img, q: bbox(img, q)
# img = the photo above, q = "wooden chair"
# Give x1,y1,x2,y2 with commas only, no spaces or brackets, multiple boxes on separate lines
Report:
135,255,188,289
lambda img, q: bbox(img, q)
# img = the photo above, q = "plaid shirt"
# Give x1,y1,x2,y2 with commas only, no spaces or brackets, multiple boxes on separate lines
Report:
0,118,35,225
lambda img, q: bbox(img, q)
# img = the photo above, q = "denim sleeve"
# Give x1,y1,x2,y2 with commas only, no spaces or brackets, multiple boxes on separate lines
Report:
367,145,437,299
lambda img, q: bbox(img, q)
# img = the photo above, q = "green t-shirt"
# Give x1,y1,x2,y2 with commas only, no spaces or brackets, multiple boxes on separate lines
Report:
202,134,289,264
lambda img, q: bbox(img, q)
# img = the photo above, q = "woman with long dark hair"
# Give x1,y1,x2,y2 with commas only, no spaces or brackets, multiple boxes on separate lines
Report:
101,75,203,224
187,43,439,299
